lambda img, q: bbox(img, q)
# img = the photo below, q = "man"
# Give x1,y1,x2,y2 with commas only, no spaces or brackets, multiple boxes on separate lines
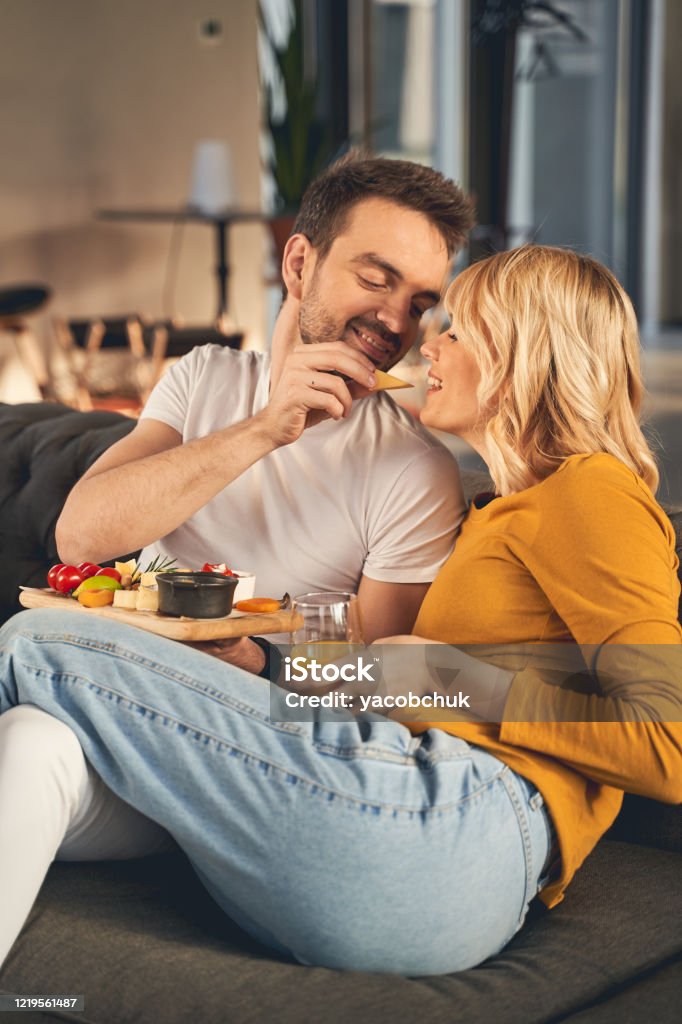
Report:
0,159,476,965
57,156,474,646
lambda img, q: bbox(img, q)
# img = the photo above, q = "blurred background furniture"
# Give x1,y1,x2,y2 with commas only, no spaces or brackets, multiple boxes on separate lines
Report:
0,398,680,1024
53,316,244,412
53,313,150,413
96,207,267,320
144,321,243,396
0,283,53,400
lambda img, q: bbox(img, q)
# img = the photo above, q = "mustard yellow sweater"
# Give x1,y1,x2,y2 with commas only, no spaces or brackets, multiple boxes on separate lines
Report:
413,453,682,907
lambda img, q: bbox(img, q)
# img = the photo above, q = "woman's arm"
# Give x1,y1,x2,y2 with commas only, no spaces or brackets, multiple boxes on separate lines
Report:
368,636,514,720
502,717,682,803
377,634,682,799
502,457,682,802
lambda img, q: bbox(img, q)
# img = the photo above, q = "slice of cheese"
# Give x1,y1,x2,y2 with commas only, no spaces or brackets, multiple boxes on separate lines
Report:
115,559,138,578
371,369,413,392
136,586,159,612
113,589,138,610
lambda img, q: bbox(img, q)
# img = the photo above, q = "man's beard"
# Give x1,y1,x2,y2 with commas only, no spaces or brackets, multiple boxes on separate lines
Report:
298,279,401,371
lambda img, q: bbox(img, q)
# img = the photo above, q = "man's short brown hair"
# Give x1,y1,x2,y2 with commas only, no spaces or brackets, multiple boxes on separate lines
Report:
293,153,475,261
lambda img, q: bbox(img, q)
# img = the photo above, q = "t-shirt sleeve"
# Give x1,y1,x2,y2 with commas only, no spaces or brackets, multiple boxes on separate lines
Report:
500,455,682,802
139,346,207,434
362,445,466,584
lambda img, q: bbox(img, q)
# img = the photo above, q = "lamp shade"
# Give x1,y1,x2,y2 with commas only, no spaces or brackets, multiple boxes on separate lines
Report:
189,140,236,213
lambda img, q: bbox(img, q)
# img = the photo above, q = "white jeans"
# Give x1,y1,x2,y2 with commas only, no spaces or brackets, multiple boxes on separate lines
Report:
0,705,170,966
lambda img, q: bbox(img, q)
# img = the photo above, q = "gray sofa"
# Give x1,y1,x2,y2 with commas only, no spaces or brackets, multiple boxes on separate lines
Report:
0,401,680,1023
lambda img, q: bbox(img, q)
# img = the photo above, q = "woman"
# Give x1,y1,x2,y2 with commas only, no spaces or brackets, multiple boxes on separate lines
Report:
1,245,680,974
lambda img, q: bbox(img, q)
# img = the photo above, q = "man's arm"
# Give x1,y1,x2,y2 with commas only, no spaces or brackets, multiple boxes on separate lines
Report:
56,416,277,565
356,576,429,644
57,341,378,566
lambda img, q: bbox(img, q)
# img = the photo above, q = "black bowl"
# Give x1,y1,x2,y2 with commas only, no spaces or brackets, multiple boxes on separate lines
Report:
156,571,239,619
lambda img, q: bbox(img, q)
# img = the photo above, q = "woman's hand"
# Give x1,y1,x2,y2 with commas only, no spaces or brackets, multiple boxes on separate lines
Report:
370,639,514,721
372,634,444,645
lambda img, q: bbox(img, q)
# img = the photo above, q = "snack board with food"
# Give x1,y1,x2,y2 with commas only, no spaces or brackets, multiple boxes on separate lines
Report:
18,587,302,640
39,556,266,621
43,556,172,611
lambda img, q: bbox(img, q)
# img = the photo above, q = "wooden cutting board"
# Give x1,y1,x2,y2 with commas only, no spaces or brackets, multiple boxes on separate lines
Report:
19,588,302,641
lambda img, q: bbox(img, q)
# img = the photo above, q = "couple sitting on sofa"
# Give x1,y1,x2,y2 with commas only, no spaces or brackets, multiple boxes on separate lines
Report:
0,156,680,976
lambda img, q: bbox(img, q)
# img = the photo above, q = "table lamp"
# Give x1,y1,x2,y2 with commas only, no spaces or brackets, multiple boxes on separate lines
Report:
189,140,237,214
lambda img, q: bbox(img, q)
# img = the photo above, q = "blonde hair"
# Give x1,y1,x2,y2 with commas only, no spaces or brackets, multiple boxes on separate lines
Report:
445,244,659,495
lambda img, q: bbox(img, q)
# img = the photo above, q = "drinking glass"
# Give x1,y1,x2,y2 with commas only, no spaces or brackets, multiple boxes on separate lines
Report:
290,591,365,666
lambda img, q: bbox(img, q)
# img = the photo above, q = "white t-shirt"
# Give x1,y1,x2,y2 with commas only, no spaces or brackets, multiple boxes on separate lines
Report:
139,346,465,598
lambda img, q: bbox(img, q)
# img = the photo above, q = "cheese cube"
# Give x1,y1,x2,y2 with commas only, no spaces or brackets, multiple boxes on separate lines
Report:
115,559,139,578
136,587,158,612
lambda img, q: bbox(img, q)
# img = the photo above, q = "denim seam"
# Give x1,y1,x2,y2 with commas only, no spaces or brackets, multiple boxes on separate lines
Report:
313,742,418,765
11,656,508,818
13,641,473,769
21,631,305,737
499,768,535,922
311,740,474,767
10,655,311,782
258,764,509,817
19,632,485,768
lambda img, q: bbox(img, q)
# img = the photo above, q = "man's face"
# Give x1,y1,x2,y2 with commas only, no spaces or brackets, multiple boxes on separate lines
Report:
297,198,449,371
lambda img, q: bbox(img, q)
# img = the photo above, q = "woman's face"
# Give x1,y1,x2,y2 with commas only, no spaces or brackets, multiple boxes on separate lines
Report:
419,322,484,443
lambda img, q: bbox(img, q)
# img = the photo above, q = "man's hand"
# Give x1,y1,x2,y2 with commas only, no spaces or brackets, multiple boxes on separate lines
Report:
257,341,377,447
184,637,267,676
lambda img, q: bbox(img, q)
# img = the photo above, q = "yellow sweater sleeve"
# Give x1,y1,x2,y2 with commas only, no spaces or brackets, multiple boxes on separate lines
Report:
519,454,681,644
500,455,682,802
502,678,682,802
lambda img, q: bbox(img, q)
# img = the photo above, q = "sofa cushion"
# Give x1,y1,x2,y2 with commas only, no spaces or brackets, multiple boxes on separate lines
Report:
0,402,135,622
1,841,680,1024
606,792,682,854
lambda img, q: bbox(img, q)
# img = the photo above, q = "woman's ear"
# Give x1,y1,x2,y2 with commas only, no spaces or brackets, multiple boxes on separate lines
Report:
282,234,314,301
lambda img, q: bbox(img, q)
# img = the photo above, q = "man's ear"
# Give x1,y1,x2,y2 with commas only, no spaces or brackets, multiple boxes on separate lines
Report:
282,233,315,301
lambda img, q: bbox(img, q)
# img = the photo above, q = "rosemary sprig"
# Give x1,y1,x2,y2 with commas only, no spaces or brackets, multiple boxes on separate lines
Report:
134,554,178,577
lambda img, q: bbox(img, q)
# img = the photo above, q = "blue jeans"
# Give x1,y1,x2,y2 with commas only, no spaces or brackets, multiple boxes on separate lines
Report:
0,609,552,975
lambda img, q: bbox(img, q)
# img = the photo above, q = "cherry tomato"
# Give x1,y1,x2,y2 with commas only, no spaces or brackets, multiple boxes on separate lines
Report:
202,562,237,577
77,562,101,579
95,567,122,583
47,563,66,590
54,565,85,594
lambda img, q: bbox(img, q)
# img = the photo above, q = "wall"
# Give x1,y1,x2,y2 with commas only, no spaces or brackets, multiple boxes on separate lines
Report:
0,0,266,371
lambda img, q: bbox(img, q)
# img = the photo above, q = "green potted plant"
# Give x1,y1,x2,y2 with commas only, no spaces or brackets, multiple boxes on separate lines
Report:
260,0,342,260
